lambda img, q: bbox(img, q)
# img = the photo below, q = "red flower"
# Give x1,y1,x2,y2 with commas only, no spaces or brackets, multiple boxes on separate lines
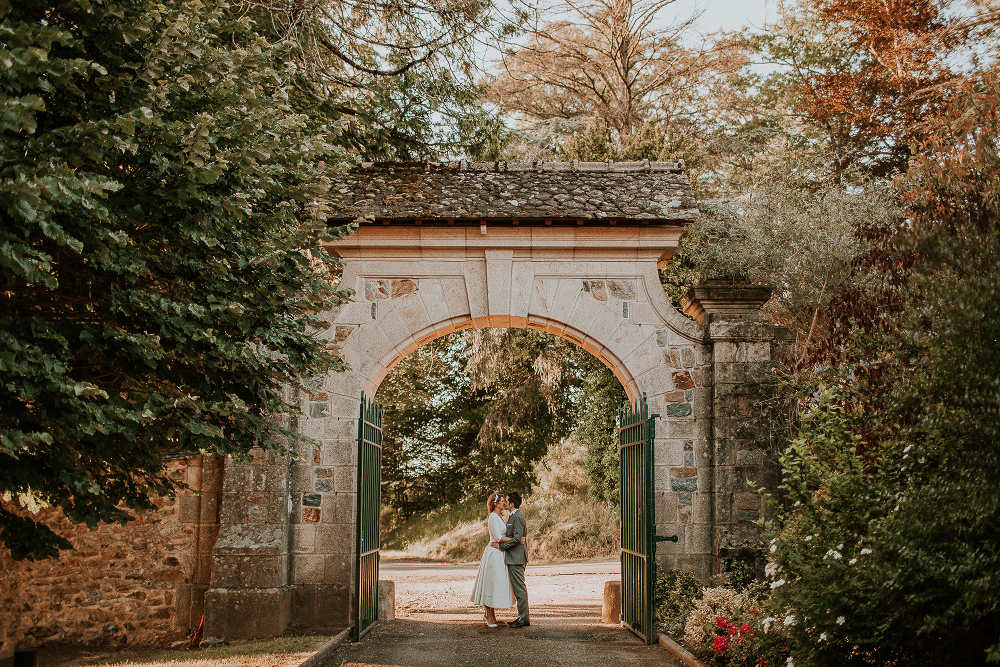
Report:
750,609,758,615
758,659,768,666
716,616,728,628
729,625,738,636
713,636,729,653
741,623,752,635
737,635,745,643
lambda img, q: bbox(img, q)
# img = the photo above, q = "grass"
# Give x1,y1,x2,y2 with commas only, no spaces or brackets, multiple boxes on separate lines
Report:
384,492,619,562
60,635,332,666
383,436,620,563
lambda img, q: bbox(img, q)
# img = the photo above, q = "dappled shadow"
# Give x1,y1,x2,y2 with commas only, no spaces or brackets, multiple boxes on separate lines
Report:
318,617,678,667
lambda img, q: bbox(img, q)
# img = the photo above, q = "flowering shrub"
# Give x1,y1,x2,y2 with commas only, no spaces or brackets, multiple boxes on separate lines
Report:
655,568,703,636
682,586,788,666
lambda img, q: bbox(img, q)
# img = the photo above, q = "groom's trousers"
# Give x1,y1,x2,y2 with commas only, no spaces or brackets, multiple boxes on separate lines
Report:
507,564,529,622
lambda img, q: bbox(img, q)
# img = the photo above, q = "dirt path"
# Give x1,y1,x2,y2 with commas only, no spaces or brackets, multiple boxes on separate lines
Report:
318,557,678,667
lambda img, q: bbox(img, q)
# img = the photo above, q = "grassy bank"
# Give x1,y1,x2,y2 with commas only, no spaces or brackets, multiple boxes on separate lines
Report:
384,492,618,562
50,635,332,667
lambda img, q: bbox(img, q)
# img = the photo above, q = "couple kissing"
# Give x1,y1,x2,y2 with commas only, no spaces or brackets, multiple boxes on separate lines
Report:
469,491,530,628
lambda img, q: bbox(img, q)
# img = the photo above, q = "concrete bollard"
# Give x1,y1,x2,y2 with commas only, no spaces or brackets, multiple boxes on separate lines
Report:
601,580,621,624
377,580,396,621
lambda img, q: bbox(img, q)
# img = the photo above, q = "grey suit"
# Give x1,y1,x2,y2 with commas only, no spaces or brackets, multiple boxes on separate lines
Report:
500,509,529,622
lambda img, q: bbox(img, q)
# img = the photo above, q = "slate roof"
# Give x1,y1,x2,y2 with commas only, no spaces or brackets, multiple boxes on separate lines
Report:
328,161,698,225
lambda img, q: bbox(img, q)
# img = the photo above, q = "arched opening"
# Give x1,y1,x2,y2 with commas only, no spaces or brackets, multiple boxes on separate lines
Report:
371,325,629,635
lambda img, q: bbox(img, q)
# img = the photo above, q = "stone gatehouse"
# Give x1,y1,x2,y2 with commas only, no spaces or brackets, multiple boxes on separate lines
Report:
1,161,788,657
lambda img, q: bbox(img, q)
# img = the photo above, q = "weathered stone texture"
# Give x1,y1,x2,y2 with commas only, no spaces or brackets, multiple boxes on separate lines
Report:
0,456,223,659
329,161,697,223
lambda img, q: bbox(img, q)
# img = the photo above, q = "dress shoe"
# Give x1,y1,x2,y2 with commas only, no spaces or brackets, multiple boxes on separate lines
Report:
508,619,530,628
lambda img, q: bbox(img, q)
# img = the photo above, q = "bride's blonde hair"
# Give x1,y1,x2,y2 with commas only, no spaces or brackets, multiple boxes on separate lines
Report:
486,492,502,514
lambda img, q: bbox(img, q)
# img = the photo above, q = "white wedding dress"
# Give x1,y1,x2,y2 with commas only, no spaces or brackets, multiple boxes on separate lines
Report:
469,511,514,607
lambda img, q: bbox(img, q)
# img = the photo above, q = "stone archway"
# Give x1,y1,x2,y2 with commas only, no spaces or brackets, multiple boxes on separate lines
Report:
204,162,788,638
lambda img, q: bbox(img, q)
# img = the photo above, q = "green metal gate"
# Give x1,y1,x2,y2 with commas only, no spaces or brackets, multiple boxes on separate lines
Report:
619,393,657,643
352,392,382,641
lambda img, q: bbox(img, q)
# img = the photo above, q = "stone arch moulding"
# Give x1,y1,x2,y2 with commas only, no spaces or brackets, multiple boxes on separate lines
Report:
370,313,642,402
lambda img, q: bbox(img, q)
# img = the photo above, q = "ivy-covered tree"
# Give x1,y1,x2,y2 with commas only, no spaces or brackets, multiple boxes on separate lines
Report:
0,1,351,560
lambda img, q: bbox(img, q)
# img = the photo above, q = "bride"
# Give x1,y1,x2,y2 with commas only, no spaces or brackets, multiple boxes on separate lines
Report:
470,492,514,627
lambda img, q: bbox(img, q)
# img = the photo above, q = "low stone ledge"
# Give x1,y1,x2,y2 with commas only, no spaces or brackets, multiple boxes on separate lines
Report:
658,633,706,667
298,627,351,667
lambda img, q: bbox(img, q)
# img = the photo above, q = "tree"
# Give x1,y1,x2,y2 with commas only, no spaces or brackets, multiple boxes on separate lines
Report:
247,0,518,159
489,0,741,156
378,336,491,519
575,364,626,506
0,1,349,560
760,22,1000,666
377,328,621,518
735,0,976,181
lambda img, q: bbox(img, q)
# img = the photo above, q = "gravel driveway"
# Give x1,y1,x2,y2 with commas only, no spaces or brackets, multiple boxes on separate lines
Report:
318,556,679,667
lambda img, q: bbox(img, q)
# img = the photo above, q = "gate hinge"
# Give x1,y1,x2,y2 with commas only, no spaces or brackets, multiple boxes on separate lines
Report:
655,535,679,543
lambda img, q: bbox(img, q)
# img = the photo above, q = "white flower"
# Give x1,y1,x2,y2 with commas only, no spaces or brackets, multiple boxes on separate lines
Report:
836,616,845,625
860,548,872,555
765,562,780,578
793,500,801,507
787,657,795,667
819,632,828,642
804,534,813,542
770,543,778,553
770,578,786,589
824,549,842,560
784,614,797,626
762,616,775,632
848,558,857,565
903,445,913,454
836,543,844,550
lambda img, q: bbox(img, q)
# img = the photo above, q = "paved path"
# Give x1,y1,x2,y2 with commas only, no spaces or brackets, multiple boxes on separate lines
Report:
318,557,678,667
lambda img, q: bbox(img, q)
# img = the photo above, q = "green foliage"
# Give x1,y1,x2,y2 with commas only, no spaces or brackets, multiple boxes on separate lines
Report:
0,1,348,558
758,71,1000,666
655,568,702,637
765,228,1000,665
575,364,626,506
378,337,490,518
378,329,603,518
249,0,517,161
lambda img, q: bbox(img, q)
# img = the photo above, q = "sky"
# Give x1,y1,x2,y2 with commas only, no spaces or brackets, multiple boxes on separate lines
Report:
666,0,780,39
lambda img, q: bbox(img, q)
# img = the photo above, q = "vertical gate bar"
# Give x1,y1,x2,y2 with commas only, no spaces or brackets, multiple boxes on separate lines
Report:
645,399,657,644
352,392,365,641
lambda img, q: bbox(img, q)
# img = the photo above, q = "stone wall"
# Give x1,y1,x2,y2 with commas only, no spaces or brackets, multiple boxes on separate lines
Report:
709,320,793,573
0,455,222,660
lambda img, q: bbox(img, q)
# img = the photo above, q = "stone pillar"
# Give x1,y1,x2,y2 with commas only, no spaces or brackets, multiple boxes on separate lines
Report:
174,454,224,632
286,389,357,632
683,280,792,577
204,448,293,639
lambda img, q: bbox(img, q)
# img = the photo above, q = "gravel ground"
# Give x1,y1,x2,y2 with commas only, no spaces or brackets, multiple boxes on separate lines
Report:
319,557,679,667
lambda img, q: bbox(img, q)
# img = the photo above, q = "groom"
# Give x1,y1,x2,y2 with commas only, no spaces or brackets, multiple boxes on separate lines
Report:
500,492,530,628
